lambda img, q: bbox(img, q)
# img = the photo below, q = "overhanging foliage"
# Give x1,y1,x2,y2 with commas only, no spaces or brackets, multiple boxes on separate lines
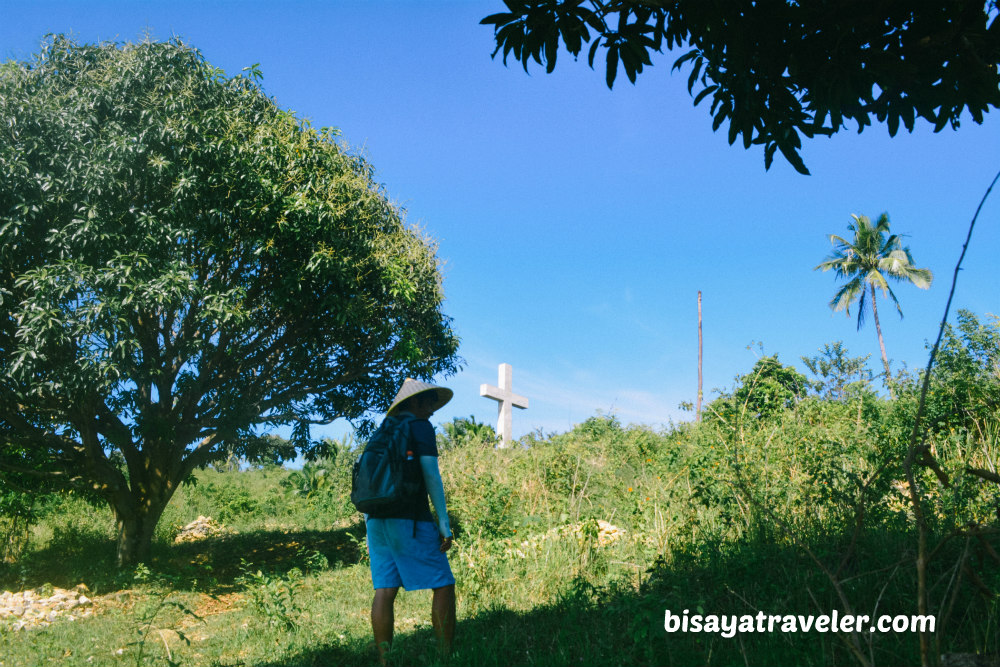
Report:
482,1,1000,174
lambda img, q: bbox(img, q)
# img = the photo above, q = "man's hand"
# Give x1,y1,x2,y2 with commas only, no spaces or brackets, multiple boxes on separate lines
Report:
439,535,453,553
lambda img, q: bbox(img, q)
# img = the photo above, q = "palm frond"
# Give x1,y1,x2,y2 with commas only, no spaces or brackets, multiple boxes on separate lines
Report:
906,266,933,289
815,257,842,272
880,249,910,277
873,212,892,235
829,277,863,315
866,267,890,294
855,282,868,330
880,249,933,288
884,282,903,318
828,234,853,252
880,234,902,255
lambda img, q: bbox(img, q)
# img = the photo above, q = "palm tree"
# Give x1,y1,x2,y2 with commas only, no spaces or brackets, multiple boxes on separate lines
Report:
815,213,933,384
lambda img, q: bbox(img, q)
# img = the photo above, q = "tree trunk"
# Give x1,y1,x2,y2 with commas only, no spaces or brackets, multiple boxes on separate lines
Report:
110,468,177,568
697,290,703,422
870,284,893,395
114,498,169,568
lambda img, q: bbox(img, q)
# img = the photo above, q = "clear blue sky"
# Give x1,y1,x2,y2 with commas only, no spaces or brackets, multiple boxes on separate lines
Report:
4,1,999,441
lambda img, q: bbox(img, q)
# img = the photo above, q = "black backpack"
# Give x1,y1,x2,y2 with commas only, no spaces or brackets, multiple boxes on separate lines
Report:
350,415,423,516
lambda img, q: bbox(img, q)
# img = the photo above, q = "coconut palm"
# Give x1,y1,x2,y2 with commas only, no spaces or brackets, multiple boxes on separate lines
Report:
815,213,933,383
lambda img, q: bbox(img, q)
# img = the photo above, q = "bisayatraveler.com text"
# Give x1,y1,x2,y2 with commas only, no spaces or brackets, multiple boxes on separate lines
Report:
665,609,935,638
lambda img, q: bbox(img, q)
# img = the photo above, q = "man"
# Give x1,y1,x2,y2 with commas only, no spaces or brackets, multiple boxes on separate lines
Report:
366,378,455,663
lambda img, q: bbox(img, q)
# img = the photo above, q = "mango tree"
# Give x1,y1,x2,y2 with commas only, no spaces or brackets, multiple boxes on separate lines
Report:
0,37,460,566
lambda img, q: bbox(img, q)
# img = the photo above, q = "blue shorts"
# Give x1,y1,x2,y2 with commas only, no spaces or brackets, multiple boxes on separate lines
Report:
366,518,455,591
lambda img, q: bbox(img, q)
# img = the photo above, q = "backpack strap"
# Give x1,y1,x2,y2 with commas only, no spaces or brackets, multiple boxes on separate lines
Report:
397,415,420,536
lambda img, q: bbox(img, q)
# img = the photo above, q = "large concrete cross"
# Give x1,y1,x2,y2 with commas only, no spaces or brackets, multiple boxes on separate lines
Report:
480,363,529,448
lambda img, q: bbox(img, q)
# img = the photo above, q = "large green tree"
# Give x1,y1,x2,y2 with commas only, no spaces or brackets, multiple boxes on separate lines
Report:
815,213,933,383
0,37,460,566
481,1,1000,174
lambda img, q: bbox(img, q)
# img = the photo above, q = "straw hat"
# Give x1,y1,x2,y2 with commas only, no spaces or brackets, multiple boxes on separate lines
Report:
387,378,453,416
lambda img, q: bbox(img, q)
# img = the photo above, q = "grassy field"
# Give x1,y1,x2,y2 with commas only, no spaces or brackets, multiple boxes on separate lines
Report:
2,327,1000,666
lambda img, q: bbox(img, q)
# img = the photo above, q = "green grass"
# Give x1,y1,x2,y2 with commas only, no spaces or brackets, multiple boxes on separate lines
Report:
2,402,999,666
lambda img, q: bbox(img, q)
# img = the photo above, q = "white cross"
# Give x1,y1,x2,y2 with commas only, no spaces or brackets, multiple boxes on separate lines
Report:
479,363,529,448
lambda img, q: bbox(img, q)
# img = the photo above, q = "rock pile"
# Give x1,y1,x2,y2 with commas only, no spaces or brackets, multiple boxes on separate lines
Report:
173,515,230,543
589,519,626,546
0,584,93,631
506,519,626,559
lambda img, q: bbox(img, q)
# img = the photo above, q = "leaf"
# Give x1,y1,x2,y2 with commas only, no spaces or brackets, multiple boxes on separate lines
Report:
620,48,637,84
764,142,777,170
495,24,520,62
776,136,810,175
672,49,697,72
901,102,915,132
712,107,726,132
686,57,703,94
605,44,619,88
582,7,605,33
587,38,601,67
693,84,718,107
561,20,583,55
727,115,740,145
887,109,899,137
545,32,559,73
480,11,516,26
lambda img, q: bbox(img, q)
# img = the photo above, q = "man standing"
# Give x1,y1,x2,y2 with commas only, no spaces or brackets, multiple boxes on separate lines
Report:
365,378,455,663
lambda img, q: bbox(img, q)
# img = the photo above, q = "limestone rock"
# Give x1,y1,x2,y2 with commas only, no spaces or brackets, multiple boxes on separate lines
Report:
0,584,97,631
173,515,231,543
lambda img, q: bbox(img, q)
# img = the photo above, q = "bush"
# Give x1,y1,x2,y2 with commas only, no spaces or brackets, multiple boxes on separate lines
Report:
438,415,498,450
0,491,36,563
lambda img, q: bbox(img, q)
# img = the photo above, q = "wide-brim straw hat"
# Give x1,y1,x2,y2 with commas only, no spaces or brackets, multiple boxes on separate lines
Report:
387,378,453,416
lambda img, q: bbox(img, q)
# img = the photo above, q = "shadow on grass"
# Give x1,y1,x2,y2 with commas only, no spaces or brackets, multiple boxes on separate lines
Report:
0,520,367,594
259,528,1000,667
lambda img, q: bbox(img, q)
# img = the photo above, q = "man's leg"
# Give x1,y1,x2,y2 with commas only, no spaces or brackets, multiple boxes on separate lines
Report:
372,586,399,663
431,583,455,656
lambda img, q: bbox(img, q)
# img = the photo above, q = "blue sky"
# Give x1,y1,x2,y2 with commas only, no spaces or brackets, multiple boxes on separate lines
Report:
4,1,1000,441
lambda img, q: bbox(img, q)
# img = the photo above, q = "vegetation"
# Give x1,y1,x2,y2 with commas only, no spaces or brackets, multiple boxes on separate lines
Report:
816,213,933,384
0,37,459,567
2,314,998,666
481,1,1000,174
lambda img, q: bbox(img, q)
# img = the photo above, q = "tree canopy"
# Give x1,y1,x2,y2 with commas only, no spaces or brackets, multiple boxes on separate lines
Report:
482,1,1000,174
815,213,932,381
800,341,874,402
706,354,809,423
0,36,460,564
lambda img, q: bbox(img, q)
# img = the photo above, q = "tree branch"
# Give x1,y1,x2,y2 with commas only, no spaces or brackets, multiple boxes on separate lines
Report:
965,467,1000,485
902,167,1000,667
0,406,86,456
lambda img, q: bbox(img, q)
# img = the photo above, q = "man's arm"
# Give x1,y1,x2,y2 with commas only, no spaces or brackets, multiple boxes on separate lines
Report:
419,456,452,542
